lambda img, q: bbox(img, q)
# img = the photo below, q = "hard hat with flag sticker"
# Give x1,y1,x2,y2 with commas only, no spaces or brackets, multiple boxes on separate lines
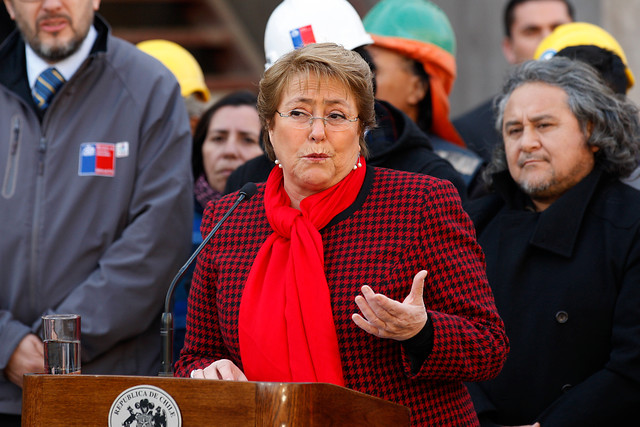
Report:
263,0,373,69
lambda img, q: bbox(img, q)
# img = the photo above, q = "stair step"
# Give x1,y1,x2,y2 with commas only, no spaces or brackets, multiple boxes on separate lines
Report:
102,0,198,3
111,27,230,47
206,75,259,91
100,0,217,28
99,0,263,95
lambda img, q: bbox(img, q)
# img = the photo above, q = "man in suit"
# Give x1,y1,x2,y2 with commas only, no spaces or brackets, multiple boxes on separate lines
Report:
0,0,192,424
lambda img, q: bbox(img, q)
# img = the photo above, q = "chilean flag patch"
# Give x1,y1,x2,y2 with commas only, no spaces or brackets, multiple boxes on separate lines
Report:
79,143,115,176
290,25,316,49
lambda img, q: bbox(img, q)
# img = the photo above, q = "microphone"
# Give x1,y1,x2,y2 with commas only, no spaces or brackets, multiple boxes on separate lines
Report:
159,182,258,376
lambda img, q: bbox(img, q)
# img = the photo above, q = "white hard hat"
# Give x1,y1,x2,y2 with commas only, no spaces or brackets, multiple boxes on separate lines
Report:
264,0,373,69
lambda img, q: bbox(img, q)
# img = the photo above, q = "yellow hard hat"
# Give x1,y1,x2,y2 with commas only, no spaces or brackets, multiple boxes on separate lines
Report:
137,39,211,102
534,22,634,90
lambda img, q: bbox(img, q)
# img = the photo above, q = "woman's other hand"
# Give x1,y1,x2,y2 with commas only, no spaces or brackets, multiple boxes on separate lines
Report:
352,270,428,341
190,359,248,381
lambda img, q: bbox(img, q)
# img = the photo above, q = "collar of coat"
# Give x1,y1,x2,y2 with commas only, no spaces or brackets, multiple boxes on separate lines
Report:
0,13,110,98
492,167,603,258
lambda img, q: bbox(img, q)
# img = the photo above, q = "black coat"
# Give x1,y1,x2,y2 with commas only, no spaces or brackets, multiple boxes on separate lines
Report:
225,100,467,201
465,168,640,427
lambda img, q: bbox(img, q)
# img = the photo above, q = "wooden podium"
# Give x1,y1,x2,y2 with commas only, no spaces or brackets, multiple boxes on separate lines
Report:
22,374,410,426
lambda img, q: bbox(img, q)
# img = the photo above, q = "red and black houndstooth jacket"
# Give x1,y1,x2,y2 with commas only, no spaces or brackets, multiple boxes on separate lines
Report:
175,166,508,426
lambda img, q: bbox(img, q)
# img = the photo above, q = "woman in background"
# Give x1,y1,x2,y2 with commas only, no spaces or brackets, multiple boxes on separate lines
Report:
192,90,263,215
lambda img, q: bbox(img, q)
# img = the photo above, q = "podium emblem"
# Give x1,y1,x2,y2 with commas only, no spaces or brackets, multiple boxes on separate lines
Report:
108,385,182,427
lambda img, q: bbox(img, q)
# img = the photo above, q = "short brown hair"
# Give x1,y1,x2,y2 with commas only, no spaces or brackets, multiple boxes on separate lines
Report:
257,42,376,161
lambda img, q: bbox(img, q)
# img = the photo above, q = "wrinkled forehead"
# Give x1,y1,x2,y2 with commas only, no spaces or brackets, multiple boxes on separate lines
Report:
502,82,573,125
279,72,356,108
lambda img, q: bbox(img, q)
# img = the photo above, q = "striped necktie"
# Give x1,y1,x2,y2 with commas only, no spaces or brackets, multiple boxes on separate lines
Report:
32,67,66,110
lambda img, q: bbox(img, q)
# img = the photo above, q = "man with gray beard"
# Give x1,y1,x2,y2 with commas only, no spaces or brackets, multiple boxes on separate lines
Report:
0,0,192,424
464,57,640,426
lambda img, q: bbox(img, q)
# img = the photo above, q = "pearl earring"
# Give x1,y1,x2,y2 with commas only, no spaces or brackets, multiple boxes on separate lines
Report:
353,153,362,170
275,159,283,169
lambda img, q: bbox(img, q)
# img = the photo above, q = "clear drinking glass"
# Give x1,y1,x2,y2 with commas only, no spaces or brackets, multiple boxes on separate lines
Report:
42,314,81,375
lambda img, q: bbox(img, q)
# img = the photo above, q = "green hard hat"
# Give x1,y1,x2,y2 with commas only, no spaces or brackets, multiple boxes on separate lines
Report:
363,0,456,56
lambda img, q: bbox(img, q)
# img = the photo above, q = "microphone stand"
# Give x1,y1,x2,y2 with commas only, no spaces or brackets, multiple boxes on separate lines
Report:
159,182,257,376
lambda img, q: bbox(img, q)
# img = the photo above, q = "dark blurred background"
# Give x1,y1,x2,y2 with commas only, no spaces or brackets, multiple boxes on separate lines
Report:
2,0,637,112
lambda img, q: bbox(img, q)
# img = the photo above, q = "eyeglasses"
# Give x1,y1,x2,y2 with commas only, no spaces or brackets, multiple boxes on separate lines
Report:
276,110,359,131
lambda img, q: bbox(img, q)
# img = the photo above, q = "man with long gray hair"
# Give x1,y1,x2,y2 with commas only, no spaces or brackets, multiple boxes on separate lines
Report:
465,56,640,426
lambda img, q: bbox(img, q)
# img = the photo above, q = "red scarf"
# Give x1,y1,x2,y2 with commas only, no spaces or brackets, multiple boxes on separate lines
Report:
239,157,366,385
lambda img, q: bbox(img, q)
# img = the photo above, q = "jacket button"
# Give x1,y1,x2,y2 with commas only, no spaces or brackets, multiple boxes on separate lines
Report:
555,311,569,323
561,384,572,393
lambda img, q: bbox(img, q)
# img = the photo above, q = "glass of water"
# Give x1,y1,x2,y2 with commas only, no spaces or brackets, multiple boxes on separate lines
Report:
42,314,81,375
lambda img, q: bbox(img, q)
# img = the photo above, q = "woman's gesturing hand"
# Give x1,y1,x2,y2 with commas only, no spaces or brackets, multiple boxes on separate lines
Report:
190,359,248,381
352,270,429,341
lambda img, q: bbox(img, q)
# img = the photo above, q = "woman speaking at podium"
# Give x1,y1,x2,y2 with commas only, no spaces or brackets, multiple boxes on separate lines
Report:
175,43,508,426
